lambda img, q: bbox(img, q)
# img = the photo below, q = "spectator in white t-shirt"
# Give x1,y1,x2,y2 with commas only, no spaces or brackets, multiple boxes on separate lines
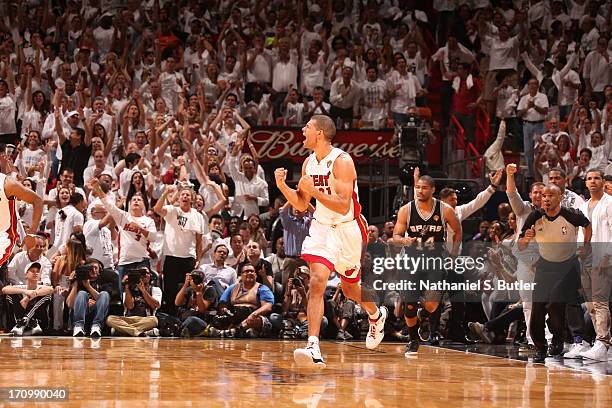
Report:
50,192,86,257
308,87,331,118
0,78,17,144
517,79,550,179
359,66,387,129
83,203,116,270
387,56,426,126
154,184,207,316
90,178,157,282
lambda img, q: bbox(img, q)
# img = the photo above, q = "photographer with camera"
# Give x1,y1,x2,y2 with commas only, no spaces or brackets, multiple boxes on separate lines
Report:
66,262,111,337
106,268,162,337
281,265,328,339
175,270,218,337
208,262,275,338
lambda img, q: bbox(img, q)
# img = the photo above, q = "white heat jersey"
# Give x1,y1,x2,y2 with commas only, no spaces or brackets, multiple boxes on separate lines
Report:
0,173,18,265
305,148,362,225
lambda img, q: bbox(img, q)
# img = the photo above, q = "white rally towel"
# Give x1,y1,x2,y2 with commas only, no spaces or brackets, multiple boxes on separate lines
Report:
452,74,474,92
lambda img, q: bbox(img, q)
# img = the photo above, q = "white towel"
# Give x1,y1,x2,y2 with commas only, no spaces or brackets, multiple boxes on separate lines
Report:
452,74,474,92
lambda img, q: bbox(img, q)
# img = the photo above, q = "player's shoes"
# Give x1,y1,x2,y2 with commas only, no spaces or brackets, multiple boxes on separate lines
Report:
366,306,388,350
404,340,420,356
417,309,430,342
294,341,326,368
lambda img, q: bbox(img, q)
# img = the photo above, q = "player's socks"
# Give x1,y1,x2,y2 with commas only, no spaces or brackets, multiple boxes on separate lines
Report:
368,308,381,321
408,324,420,342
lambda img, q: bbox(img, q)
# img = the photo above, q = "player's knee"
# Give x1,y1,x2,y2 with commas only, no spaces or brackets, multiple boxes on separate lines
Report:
404,303,418,319
308,275,327,295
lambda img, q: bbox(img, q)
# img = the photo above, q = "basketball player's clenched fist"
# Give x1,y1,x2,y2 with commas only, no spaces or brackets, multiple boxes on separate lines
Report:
274,168,287,186
298,175,315,194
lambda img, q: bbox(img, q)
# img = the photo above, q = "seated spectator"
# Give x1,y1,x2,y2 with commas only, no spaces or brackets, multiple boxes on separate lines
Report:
468,301,525,344
208,262,274,338
280,265,328,339
106,267,162,337
66,263,111,338
7,234,51,285
265,237,288,284
2,262,54,336
200,243,237,291
176,270,218,337
226,234,246,269
239,241,274,291
328,282,360,340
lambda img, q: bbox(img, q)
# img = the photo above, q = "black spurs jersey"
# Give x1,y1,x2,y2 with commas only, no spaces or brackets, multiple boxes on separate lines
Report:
405,198,446,253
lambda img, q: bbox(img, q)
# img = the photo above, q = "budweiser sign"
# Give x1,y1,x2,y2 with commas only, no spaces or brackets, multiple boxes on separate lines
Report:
249,128,400,164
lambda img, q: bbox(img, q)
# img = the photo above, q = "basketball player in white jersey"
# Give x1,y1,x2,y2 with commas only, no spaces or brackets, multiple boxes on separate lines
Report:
274,115,388,368
0,144,44,266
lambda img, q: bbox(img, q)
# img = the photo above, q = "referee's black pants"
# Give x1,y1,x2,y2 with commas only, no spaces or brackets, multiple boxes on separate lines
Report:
161,256,196,316
530,256,581,351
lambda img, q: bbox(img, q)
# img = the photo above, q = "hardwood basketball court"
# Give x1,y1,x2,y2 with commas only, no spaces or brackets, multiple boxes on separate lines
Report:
0,337,610,407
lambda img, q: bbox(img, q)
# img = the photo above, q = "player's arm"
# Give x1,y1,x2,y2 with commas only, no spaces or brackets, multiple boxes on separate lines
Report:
302,154,354,215
443,204,462,256
392,204,416,246
5,177,43,232
274,160,311,212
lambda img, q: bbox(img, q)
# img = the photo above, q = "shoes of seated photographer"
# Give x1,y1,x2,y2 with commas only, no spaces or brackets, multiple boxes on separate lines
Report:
223,328,236,338
90,324,102,338
73,326,85,337
207,327,221,337
10,318,28,336
144,328,160,337
468,322,493,344
336,330,353,341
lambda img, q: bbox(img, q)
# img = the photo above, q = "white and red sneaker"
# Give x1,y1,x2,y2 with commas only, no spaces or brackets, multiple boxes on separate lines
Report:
366,306,388,350
294,338,326,368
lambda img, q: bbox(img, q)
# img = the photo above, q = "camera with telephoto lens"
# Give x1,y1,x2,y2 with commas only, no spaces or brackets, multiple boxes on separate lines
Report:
190,271,204,285
127,270,143,285
75,265,92,281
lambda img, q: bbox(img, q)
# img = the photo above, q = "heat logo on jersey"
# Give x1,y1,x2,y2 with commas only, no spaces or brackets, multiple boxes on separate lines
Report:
312,173,331,195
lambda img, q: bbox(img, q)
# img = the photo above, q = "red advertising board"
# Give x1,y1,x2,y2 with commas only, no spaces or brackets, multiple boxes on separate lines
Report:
249,127,400,165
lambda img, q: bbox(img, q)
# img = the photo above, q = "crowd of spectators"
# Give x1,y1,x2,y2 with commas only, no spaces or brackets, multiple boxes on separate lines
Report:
0,0,610,351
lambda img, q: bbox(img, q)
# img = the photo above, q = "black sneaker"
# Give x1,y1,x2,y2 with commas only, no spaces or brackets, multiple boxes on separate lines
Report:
533,348,547,363
548,343,563,357
404,340,420,356
417,310,430,342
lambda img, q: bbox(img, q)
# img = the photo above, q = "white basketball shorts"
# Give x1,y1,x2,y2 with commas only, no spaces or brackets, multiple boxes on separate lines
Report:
301,215,368,283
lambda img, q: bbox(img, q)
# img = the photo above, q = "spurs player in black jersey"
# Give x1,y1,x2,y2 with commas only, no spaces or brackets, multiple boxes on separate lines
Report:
393,175,462,355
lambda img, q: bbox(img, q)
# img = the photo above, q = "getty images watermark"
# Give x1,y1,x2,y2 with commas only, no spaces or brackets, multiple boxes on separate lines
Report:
365,242,539,298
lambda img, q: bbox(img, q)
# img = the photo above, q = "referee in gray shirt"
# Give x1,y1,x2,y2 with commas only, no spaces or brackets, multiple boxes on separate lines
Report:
518,184,591,363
